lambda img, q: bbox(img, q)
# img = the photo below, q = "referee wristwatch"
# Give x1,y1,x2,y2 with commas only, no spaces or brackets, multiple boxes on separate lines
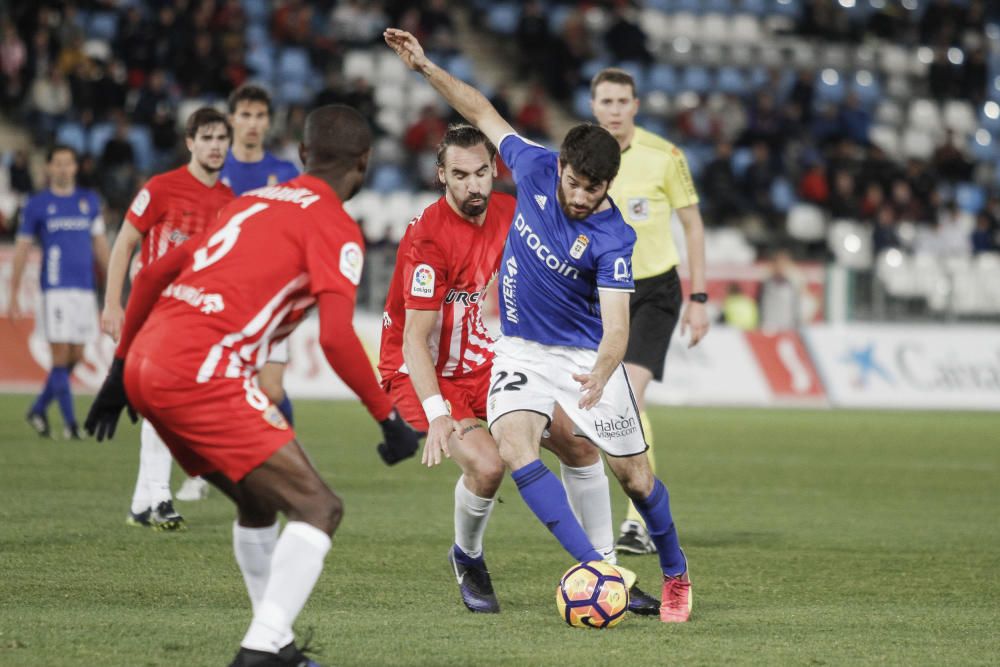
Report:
689,292,709,304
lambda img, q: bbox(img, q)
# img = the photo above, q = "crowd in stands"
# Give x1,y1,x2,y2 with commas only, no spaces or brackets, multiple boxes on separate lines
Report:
2,0,1000,313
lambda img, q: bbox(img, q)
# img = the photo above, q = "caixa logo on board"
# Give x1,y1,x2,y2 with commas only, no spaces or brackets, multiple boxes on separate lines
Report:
594,414,638,438
841,340,1000,392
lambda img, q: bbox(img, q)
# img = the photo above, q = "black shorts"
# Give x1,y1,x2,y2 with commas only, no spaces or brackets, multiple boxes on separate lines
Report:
624,268,683,382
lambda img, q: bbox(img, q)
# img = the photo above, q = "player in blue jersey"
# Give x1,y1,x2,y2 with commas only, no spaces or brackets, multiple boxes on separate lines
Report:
386,29,693,622
9,145,110,439
219,83,298,435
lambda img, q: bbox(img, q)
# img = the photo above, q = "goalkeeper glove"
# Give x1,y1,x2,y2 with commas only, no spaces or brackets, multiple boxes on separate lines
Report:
84,358,138,442
377,409,419,465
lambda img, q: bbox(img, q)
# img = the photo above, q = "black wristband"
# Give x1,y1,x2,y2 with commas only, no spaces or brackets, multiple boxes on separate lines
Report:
689,292,708,303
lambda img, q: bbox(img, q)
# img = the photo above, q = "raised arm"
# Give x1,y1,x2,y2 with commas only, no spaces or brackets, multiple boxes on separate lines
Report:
102,221,143,341
384,28,514,149
573,289,630,410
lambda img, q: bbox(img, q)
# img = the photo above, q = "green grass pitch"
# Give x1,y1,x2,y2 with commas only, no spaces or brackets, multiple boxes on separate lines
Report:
1,395,998,666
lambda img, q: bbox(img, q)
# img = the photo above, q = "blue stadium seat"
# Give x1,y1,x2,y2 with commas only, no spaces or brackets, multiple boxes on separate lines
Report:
680,66,713,94
814,70,847,106
730,146,754,178
246,23,272,49
370,165,408,193
955,182,986,213
486,4,519,36
87,12,119,42
969,133,998,162
277,79,312,106
127,125,154,172
572,87,592,120
770,177,796,213
55,122,86,155
446,55,475,84
716,67,747,94
748,66,771,91
675,0,705,14
277,47,311,84
242,0,270,24
704,0,734,14
548,5,574,35
770,0,802,19
246,45,275,82
741,0,769,16
850,74,882,111
647,63,678,94
582,59,611,83
88,122,115,157
617,62,646,94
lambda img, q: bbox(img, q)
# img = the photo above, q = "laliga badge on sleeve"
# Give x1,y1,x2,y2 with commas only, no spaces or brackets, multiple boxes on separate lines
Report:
339,242,364,286
411,263,436,297
570,234,589,259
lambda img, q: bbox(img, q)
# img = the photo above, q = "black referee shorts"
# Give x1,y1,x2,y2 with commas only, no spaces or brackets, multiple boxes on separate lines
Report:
624,268,683,382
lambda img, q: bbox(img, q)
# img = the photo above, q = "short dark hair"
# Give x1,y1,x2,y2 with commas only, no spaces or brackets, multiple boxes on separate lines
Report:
590,67,637,98
185,107,232,140
303,104,372,170
46,144,78,163
558,124,621,185
227,84,273,115
435,124,497,168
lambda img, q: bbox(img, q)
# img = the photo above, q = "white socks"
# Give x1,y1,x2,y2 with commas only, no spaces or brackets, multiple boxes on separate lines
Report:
233,521,280,612
454,476,495,560
241,521,331,653
560,461,616,564
130,420,174,514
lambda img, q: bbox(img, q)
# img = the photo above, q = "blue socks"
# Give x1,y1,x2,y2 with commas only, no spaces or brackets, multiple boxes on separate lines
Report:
33,366,75,427
277,394,294,426
452,544,484,567
634,478,686,577
511,459,603,563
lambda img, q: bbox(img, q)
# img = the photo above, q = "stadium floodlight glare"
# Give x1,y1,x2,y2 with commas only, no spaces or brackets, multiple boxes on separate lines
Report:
885,248,903,268
987,23,1000,41
821,69,839,86
975,129,992,146
901,0,917,10
947,48,964,66
844,234,862,254
838,0,855,8
870,0,886,9
985,101,1000,120
994,76,1000,92
917,47,934,65
856,70,873,86
673,37,692,54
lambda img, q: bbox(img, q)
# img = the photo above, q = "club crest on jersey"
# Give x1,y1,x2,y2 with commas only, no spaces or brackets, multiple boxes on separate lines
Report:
628,197,649,221
263,404,289,430
411,264,435,298
267,174,279,186
339,242,363,286
570,234,589,259
47,204,57,215
534,194,547,210
79,199,89,215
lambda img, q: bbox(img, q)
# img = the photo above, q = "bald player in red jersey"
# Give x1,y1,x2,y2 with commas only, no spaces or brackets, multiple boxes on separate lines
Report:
86,105,419,667
100,107,235,531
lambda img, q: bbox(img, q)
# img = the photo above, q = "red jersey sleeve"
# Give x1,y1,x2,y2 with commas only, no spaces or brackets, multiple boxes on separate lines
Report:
124,178,163,234
306,208,364,299
402,229,449,311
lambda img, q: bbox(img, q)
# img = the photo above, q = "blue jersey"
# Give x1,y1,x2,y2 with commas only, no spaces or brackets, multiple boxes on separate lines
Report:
19,188,104,291
220,151,299,195
497,134,635,350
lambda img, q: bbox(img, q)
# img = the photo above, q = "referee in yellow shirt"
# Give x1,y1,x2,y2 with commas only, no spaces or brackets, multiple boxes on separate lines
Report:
590,68,711,554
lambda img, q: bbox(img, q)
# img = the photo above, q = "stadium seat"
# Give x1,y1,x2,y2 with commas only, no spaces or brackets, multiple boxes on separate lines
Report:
639,10,670,47
408,83,446,116
869,125,901,158
704,0,734,13
770,0,802,19
955,182,986,213
850,72,882,110
643,90,671,117
975,253,1000,312
246,45,274,82
446,55,475,84
705,227,756,265
343,51,376,81
375,107,405,138
486,4,519,36
647,63,678,94
370,165,408,194
770,178,796,213
680,66,713,94
245,23,271,48
901,127,935,159
700,14,729,43
828,219,873,270
786,203,826,242
375,50,410,87
548,5,574,34
730,147,754,178
675,0,705,13
943,100,977,137
875,250,920,299
669,13,699,40
741,0,769,15
385,192,419,242
83,39,111,63
87,122,115,157
87,11,119,42
875,100,903,127
277,79,311,106
277,48,312,84
242,0,270,24
729,14,762,43
716,67,747,94
55,122,86,155
879,45,910,77
374,82,405,111
908,99,943,135
572,87,592,121
968,131,998,162
814,69,846,106
127,125,154,172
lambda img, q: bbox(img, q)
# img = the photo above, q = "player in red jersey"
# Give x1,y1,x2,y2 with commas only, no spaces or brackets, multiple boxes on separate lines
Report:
377,125,659,615
102,107,235,530
85,105,419,667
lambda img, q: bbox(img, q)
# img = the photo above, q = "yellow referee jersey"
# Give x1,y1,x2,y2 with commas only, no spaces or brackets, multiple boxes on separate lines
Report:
609,126,699,280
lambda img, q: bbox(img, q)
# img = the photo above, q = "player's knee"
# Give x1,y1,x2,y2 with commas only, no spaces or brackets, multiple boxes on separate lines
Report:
321,490,344,534
619,469,655,501
465,457,505,495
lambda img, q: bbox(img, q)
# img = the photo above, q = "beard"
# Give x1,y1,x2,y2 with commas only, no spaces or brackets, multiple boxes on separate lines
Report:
198,158,224,174
556,184,600,220
458,191,489,217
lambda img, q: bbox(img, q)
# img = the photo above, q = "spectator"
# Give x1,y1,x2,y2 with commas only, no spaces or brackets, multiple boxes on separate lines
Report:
312,70,349,108
798,158,829,206
604,5,652,65
28,64,71,144
516,0,549,79
130,68,171,126
872,204,901,255
758,249,802,331
934,203,972,258
838,92,871,145
741,141,778,220
330,0,388,47
890,178,926,223
702,141,746,225
788,69,816,124
98,114,137,214
1,20,28,109
515,84,549,144
971,212,998,254
857,181,884,221
8,149,33,195
932,130,973,183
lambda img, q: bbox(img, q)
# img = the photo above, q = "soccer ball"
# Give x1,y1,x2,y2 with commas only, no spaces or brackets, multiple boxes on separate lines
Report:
556,561,629,628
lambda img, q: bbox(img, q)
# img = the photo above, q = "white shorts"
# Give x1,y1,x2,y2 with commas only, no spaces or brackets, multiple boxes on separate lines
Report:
40,288,98,344
487,336,648,458
266,339,289,365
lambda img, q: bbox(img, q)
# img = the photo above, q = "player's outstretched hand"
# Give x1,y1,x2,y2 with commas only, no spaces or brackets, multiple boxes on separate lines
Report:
573,372,606,410
384,28,428,72
422,415,461,468
101,303,125,342
680,302,710,348
84,358,139,442
377,409,420,465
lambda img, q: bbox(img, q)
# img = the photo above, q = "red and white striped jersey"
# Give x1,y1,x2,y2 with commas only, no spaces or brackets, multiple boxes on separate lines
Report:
378,193,515,382
125,166,235,271
131,175,364,381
